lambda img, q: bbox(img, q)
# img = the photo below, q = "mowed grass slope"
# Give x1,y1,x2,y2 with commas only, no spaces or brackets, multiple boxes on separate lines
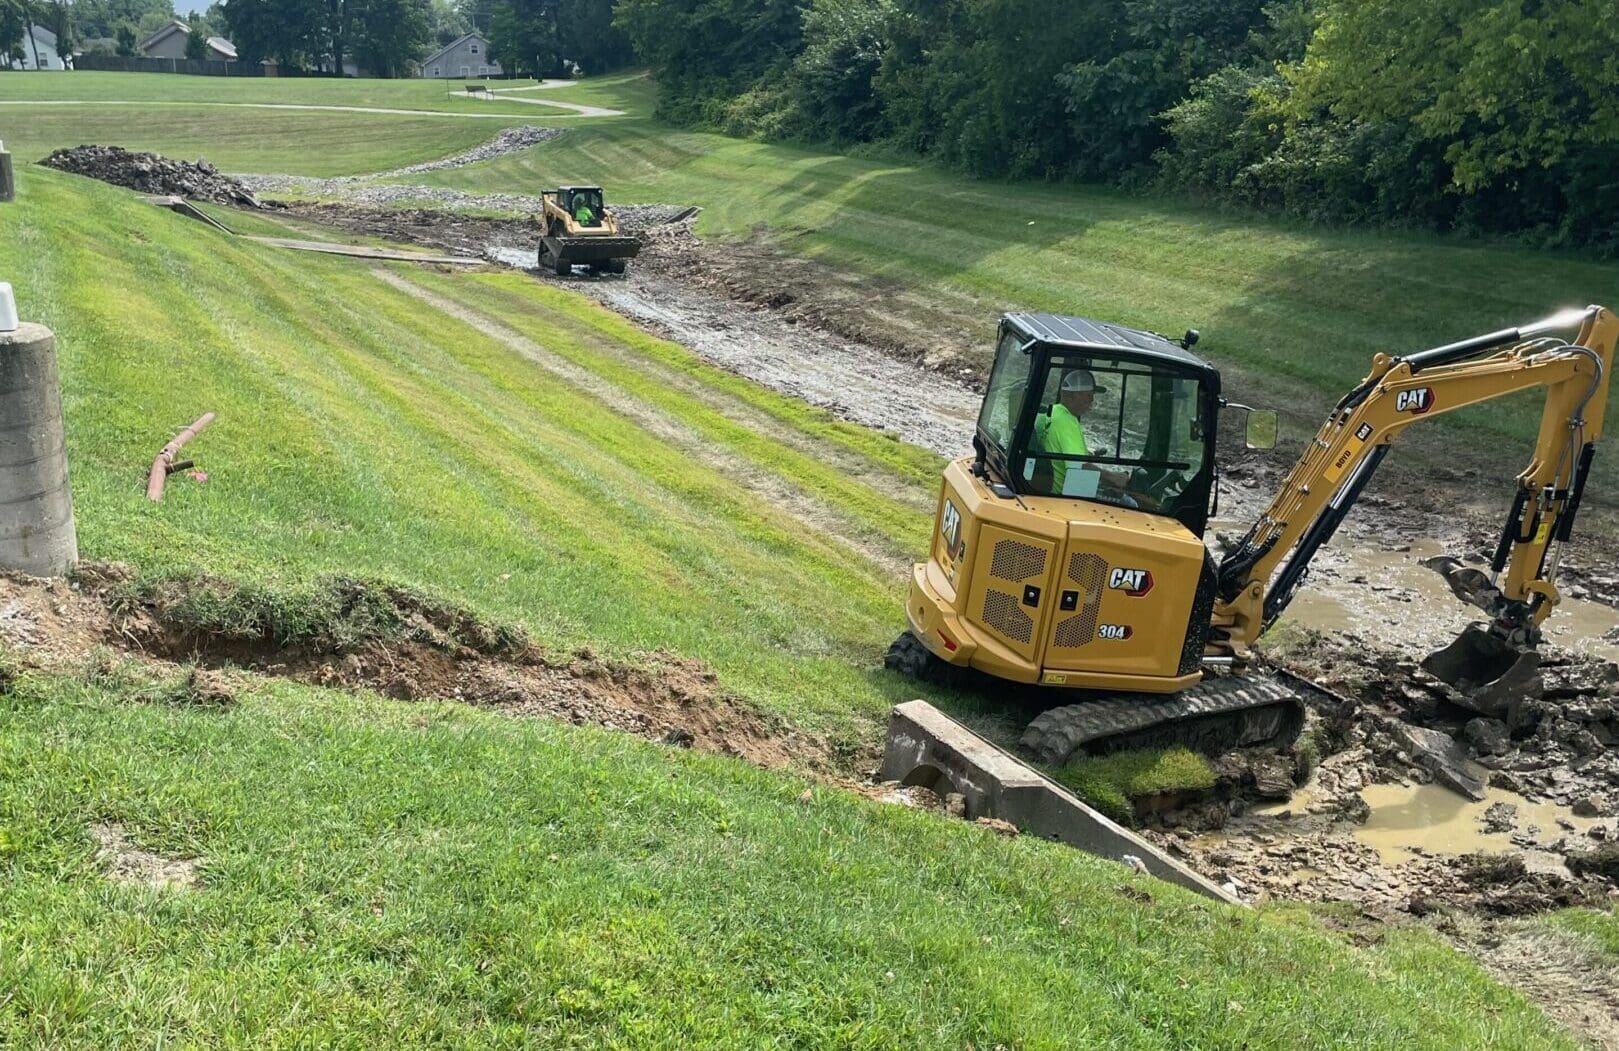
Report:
422,121,1619,502
0,70,650,174
4,168,928,742
1,670,1573,1048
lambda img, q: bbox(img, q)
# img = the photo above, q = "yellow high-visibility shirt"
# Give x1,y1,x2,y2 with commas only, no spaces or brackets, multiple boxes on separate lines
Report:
1034,403,1090,491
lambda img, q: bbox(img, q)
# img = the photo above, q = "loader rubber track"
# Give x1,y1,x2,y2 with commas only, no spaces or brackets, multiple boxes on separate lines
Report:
1021,674,1306,766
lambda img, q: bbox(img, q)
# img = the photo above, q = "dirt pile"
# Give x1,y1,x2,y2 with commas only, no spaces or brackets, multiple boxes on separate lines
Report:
41,145,262,207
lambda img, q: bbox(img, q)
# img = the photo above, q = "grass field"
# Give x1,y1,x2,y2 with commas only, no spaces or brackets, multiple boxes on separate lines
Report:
4,168,938,744
0,70,650,175
1,668,1574,1048
0,153,1585,1047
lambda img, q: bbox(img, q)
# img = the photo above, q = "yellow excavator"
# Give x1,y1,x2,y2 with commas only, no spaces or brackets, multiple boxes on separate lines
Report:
889,307,1616,765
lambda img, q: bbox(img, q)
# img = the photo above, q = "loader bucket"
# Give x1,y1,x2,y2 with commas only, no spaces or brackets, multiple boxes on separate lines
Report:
1420,625,1542,718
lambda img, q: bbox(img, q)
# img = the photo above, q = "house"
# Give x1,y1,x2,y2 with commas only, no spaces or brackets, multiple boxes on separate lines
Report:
418,33,501,79
138,20,237,61
8,25,66,69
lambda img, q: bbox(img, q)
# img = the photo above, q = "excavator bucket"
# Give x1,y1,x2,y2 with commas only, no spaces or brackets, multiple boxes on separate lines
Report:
1420,625,1542,719
1417,554,1544,717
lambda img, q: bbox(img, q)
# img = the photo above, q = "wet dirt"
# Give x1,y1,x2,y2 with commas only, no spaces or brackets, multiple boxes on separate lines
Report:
0,566,841,775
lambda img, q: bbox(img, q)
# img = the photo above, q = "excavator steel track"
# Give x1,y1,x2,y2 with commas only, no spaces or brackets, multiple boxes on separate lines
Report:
1020,674,1306,766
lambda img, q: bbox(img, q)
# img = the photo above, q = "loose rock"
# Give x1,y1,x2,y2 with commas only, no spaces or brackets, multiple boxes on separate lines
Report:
41,145,262,207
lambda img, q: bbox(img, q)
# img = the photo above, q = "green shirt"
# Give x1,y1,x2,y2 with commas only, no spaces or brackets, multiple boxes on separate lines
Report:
575,205,595,225
1034,403,1090,492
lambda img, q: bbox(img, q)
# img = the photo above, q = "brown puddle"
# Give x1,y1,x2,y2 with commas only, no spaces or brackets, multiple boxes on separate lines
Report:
1355,782,1599,869
1214,529,1619,663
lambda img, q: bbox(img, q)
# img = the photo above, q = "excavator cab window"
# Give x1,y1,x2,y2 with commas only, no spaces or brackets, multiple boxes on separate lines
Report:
975,321,1218,533
1019,354,1209,512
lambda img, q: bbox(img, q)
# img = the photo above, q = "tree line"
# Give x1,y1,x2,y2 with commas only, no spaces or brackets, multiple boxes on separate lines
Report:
615,0,1619,253
222,0,629,76
3,0,630,79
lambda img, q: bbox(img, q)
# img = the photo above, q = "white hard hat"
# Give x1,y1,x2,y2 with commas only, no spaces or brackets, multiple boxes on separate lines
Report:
1061,369,1106,394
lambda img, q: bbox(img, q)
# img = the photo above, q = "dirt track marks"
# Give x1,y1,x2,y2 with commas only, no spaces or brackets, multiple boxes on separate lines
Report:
376,269,914,576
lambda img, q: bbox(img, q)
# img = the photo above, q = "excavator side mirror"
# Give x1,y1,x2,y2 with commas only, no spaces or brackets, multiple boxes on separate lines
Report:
1245,409,1279,450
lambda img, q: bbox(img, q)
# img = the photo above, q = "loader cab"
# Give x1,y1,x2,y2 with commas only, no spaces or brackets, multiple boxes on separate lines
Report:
975,313,1221,536
558,186,605,226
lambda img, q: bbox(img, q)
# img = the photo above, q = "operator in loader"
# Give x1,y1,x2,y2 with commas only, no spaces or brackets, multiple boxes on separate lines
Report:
573,197,597,226
1034,369,1133,499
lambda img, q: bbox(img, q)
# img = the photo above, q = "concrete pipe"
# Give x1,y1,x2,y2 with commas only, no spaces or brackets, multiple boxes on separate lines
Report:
0,308,78,576
0,140,13,203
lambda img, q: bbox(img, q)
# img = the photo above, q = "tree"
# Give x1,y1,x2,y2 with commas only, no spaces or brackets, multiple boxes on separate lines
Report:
222,0,323,66
0,0,26,68
455,0,491,33
184,11,208,56
559,0,631,74
351,0,431,75
114,20,137,52
1289,0,1619,192
488,0,558,77
615,0,804,119
430,0,469,45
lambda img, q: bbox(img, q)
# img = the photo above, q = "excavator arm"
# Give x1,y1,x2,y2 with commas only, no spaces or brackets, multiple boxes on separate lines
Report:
1212,306,1617,661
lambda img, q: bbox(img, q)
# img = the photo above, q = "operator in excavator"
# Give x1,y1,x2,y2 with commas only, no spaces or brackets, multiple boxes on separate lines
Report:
1034,368,1133,499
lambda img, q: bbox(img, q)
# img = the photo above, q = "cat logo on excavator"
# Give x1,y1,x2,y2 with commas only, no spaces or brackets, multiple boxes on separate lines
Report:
1108,568,1153,596
1397,387,1436,414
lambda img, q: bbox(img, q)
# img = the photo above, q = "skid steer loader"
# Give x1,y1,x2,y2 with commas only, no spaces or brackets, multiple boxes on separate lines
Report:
536,186,641,276
890,307,1617,765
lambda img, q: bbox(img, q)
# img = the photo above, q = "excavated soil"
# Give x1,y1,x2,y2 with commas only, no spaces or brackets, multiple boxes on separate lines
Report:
0,565,834,773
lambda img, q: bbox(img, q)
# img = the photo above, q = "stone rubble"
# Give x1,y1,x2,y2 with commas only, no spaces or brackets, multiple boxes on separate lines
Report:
40,145,262,208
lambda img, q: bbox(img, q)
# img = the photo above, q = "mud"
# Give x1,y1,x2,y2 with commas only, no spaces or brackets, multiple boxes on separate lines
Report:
0,566,838,774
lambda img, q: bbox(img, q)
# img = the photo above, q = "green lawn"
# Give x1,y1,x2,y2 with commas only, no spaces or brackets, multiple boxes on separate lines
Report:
1,106,522,175
0,669,1574,1048
0,68,651,112
5,168,937,746
0,70,650,175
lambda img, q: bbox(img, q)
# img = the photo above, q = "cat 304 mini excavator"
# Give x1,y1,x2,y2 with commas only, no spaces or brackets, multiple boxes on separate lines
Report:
889,306,1617,766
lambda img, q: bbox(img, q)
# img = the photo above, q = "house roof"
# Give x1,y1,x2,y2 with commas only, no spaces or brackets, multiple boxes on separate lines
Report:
420,32,493,68
207,36,237,58
138,19,188,51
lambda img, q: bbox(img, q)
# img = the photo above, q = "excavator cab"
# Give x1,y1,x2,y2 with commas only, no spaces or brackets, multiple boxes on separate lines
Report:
978,315,1220,535
901,314,1231,695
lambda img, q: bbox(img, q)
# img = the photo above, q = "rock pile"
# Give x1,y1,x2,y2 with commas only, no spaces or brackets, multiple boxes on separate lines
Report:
40,145,262,208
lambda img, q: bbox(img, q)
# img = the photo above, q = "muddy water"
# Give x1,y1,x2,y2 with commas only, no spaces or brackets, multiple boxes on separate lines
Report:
1356,782,1598,868
1207,521,1619,663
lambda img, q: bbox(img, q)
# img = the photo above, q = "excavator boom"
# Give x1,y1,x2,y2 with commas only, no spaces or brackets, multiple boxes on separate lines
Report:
1213,306,1616,696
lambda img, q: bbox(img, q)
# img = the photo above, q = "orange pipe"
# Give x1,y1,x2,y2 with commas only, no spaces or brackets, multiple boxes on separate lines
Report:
147,412,215,501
